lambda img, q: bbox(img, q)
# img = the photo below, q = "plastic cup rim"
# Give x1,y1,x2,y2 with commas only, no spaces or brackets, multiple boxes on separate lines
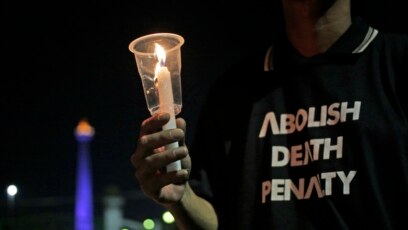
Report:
128,32,184,56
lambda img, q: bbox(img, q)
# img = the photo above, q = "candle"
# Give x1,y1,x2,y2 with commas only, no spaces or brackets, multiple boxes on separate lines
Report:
155,43,181,172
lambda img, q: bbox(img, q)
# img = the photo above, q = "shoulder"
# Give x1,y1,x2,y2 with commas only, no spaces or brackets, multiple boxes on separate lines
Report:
370,31,408,114
372,31,408,55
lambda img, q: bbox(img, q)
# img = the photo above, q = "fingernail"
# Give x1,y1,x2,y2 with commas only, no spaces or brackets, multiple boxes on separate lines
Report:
173,147,186,157
158,113,169,121
169,129,184,140
179,169,189,177
140,135,148,144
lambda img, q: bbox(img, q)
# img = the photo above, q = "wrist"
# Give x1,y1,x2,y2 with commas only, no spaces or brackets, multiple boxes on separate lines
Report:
164,183,192,210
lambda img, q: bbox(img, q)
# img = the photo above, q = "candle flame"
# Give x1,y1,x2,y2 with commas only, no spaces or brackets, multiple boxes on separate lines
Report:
154,43,167,76
155,43,166,66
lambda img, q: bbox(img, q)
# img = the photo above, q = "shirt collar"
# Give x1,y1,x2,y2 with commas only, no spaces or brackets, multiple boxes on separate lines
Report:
264,17,379,72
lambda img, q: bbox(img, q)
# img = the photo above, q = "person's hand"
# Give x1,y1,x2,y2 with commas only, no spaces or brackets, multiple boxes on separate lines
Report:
130,113,191,204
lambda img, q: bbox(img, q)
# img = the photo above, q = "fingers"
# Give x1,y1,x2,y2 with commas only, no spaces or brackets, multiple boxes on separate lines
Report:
140,113,171,136
176,117,186,132
131,113,187,174
131,146,190,203
130,113,191,203
139,170,190,204
143,169,190,195
138,128,185,158
141,146,188,176
176,117,186,146
139,113,185,143
131,136,184,176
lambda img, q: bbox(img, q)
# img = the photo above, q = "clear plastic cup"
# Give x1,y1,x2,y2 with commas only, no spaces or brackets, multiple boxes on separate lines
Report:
128,33,184,116
129,33,185,172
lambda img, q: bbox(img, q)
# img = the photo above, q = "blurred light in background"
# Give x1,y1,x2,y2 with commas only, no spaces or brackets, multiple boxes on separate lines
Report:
7,185,18,197
142,218,155,229
162,211,175,224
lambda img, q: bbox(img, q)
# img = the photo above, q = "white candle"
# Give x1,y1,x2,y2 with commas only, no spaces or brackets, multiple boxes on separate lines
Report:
155,43,181,172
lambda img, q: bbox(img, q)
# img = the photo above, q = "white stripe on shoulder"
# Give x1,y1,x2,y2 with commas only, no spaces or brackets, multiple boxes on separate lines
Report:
352,26,379,53
264,46,273,72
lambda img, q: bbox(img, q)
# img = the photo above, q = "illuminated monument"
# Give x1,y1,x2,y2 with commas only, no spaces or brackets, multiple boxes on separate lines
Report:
74,118,95,230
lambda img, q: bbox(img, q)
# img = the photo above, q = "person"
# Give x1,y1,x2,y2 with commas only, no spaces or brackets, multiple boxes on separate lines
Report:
130,0,408,229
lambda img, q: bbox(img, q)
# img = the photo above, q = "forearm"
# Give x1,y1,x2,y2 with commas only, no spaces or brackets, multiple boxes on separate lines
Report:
165,183,218,230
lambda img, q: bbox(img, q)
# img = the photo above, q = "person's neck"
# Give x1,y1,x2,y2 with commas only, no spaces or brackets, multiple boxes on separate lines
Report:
282,0,351,57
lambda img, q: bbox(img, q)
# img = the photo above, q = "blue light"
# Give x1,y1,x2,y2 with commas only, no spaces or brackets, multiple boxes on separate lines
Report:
74,119,94,230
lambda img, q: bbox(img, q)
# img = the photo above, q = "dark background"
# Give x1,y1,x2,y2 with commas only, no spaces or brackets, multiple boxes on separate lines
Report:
1,0,406,223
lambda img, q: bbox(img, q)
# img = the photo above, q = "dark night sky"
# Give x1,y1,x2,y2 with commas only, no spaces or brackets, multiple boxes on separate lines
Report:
1,1,276,205
1,0,406,218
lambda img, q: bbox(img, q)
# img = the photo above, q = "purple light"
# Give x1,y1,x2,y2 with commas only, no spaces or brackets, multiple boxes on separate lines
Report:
74,119,94,230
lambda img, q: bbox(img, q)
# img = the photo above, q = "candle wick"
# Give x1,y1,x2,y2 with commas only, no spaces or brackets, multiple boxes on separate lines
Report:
159,59,165,67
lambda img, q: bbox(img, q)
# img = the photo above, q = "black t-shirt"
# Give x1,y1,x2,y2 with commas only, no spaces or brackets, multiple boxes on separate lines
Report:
190,18,408,229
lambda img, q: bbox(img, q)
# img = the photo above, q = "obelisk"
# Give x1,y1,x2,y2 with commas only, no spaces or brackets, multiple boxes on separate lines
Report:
74,118,95,230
